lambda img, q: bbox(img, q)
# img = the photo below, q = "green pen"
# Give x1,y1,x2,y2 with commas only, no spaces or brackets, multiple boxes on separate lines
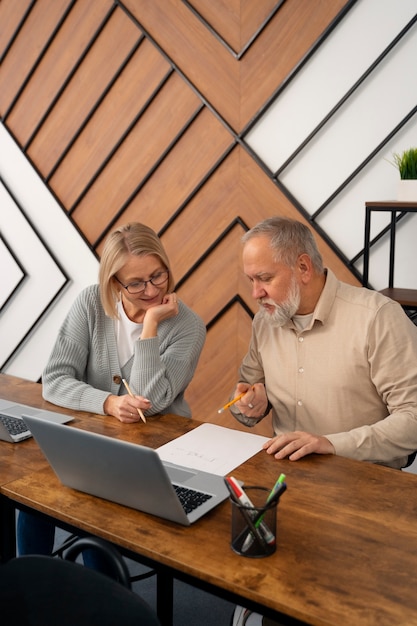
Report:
258,473,286,522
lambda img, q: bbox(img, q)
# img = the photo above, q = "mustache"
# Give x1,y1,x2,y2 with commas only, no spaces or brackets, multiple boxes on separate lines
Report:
258,298,277,307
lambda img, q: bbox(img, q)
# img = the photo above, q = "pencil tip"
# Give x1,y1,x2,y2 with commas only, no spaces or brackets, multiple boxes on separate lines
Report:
217,408,224,414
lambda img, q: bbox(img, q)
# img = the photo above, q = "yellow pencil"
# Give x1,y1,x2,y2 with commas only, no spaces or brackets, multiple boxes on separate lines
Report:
122,378,146,423
217,390,248,414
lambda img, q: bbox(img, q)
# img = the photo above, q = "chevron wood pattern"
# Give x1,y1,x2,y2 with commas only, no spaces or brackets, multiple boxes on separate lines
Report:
0,0,360,430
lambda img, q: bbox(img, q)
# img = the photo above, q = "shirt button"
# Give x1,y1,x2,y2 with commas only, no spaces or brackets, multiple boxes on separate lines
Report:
113,375,122,384
298,367,304,373
297,400,303,406
298,336,304,342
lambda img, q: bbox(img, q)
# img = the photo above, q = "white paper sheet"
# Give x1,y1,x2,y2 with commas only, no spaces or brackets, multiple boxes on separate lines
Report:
156,423,269,475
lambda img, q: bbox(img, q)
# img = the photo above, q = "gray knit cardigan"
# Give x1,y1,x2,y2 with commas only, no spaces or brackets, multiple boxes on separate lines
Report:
42,285,206,418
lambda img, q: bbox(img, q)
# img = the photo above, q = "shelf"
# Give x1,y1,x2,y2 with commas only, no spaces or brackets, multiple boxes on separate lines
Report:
379,288,417,308
363,203,417,308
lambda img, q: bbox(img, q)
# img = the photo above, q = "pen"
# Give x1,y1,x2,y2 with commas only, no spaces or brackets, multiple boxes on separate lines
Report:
217,388,252,414
224,478,268,550
227,476,275,547
263,473,286,509
122,378,146,424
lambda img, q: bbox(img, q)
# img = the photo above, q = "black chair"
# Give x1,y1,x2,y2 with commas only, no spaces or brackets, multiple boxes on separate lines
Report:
405,451,417,468
0,546,160,625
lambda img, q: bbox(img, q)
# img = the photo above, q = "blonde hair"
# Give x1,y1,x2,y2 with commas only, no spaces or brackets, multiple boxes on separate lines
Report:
99,223,174,318
242,216,324,273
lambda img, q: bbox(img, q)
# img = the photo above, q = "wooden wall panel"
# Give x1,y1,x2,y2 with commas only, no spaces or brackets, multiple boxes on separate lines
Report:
115,108,234,235
123,0,240,127
0,0,32,58
27,7,141,174
71,72,202,241
4,0,113,144
122,0,348,131
177,222,251,325
159,149,243,281
0,0,359,428
0,0,73,114
186,0,279,53
49,40,171,204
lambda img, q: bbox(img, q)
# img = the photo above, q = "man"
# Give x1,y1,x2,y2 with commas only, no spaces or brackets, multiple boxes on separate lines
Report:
231,215,417,467
230,216,417,625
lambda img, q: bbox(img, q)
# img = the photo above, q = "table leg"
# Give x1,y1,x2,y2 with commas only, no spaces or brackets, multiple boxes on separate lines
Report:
0,496,17,562
156,570,174,626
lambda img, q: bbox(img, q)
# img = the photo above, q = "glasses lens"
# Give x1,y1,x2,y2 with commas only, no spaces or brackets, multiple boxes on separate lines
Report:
151,270,169,286
126,282,146,294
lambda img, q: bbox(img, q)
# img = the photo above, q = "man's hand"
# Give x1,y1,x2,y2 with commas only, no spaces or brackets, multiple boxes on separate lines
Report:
234,382,268,418
263,431,335,461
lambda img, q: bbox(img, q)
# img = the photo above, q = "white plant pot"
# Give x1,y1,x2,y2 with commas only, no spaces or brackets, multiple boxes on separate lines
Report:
397,180,417,201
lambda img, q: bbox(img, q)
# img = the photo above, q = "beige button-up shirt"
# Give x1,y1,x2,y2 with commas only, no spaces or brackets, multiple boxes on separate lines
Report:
238,269,417,469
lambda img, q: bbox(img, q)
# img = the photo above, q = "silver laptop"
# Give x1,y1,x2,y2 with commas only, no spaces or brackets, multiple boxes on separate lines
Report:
0,398,73,443
22,415,229,525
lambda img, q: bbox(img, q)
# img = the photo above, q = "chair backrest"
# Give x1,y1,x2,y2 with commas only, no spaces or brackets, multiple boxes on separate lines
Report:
61,535,133,588
405,451,417,468
0,555,161,626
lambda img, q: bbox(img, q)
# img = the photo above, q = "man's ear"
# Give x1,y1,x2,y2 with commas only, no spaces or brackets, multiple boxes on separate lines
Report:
296,254,313,283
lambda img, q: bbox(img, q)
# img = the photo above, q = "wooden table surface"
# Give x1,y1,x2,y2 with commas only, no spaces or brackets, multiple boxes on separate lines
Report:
1,374,417,626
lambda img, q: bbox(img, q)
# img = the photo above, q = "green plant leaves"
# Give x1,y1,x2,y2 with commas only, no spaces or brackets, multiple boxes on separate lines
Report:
393,148,417,179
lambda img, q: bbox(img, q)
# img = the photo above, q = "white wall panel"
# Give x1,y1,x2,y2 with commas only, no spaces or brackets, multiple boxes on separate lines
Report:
0,235,24,310
316,117,417,289
279,26,417,212
245,0,417,170
0,125,99,381
245,0,417,293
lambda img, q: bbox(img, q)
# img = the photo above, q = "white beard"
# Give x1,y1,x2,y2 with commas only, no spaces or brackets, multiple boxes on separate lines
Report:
257,275,300,327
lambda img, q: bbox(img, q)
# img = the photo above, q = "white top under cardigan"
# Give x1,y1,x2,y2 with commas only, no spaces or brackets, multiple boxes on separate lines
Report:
115,299,143,368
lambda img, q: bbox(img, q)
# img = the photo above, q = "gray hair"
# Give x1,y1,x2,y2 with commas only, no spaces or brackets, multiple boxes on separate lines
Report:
242,217,324,273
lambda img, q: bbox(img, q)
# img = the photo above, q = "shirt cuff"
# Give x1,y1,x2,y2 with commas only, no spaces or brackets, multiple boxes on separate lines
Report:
230,401,272,427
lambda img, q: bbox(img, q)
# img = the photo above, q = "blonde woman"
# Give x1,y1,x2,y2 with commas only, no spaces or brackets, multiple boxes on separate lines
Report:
43,222,205,420
18,222,206,564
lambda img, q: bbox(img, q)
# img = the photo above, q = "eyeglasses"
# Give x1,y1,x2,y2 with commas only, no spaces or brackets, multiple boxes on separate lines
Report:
114,270,169,294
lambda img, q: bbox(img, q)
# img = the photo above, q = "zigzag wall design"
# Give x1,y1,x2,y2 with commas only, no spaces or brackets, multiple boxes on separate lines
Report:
0,0,416,428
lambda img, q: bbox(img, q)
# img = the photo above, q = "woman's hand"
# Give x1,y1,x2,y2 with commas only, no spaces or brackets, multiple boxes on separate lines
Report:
103,394,152,423
141,293,179,339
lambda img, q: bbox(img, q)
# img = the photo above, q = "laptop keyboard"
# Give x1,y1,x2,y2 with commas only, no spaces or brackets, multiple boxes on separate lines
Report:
0,414,29,435
173,484,213,515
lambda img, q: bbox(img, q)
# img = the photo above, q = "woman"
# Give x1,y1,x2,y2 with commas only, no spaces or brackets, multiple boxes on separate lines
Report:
18,222,206,562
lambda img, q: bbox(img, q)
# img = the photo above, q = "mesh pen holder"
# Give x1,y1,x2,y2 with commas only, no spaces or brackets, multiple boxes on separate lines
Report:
230,486,278,558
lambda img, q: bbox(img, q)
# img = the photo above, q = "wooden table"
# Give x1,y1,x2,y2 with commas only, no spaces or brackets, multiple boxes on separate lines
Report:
2,374,417,626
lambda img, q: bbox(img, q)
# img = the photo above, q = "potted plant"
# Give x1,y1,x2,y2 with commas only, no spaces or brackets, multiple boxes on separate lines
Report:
392,147,417,201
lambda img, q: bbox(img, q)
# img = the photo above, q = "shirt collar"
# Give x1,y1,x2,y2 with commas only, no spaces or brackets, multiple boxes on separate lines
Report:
310,268,337,325
284,268,335,331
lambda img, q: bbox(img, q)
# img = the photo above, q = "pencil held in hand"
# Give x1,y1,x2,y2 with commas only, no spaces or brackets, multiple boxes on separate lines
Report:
122,378,146,423
217,391,248,414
